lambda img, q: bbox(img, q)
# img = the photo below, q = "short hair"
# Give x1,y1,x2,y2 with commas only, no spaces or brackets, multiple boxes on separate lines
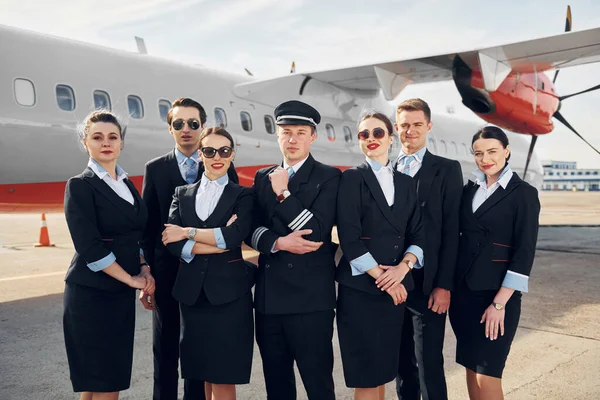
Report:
167,97,207,126
78,109,125,140
199,127,235,149
472,126,511,161
396,98,431,123
357,110,395,136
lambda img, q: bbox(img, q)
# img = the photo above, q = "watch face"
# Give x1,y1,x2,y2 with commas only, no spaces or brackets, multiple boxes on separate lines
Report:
494,303,503,310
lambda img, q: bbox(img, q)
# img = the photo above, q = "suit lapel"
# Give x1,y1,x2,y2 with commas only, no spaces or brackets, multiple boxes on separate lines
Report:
474,174,521,218
167,149,187,187
288,154,315,195
358,162,401,232
416,150,437,204
82,168,138,223
206,183,239,225
179,182,202,226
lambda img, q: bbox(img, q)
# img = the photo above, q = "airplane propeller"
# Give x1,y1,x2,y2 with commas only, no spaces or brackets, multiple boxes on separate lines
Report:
523,5,600,178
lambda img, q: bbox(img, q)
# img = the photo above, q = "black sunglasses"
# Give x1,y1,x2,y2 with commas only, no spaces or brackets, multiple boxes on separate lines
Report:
172,118,201,131
357,127,387,140
200,146,233,158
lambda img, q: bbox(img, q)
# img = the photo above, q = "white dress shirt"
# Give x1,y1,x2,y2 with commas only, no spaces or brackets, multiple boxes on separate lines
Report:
87,159,134,205
471,166,514,212
196,173,229,220
283,155,309,176
366,158,395,206
396,146,427,177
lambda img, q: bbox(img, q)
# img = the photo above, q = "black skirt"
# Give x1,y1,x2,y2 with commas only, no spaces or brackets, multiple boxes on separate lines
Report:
179,290,254,384
63,282,136,392
336,284,406,388
449,286,522,378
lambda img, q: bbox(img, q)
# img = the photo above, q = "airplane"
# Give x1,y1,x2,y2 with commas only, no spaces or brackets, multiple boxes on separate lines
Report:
1,6,599,212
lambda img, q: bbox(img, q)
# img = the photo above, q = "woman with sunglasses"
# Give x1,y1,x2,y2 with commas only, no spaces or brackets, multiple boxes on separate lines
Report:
336,110,425,400
161,127,255,400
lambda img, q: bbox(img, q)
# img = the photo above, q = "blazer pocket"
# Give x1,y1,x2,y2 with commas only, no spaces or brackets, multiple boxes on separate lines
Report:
491,243,511,262
228,258,244,263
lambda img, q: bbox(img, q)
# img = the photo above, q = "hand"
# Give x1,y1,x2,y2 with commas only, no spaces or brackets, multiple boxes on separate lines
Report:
386,284,408,305
139,291,156,311
275,229,322,254
428,287,451,314
269,167,289,195
129,274,147,290
375,263,410,291
226,214,238,226
480,304,505,340
139,267,156,295
162,224,187,245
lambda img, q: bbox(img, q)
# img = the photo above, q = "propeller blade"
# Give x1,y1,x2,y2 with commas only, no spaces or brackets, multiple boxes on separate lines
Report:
552,69,560,84
552,6,572,84
244,68,254,76
523,135,538,179
554,111,600,155
559,83,600,101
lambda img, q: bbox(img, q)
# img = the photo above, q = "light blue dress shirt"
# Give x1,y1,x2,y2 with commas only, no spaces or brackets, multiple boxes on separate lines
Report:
175,148,200,183
396,146,427,177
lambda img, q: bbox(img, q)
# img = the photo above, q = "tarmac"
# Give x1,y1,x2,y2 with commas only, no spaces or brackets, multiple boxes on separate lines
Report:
0,191,599,399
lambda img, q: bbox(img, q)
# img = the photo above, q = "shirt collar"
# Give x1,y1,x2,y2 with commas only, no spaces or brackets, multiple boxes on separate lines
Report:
175,148,200,165
88,158,127,181
366,157,393,173
283,155,309,174
200,172,229,188
398,146,427,163
472,165,513,189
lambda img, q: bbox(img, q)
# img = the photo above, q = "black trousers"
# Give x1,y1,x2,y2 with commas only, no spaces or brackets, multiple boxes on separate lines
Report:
396,269,448,400
256,310,335,400
152,266,205,400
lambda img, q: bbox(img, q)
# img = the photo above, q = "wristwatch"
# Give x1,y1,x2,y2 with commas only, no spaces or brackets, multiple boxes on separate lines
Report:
492,302,505,311
276,189,291,202
403,259,414,270
187,227,197,241
140,262,150,270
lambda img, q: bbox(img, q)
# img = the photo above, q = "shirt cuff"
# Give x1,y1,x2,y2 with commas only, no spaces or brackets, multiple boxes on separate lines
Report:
404,245,424,269
214,228,227,250
181,240,195,263
350,252,379,276
87,252,116,272
271,242,280,253
502,270,529,293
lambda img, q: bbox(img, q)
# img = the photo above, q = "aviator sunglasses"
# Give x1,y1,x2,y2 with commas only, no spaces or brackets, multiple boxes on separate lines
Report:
357,127,387,140
172,118,201,131
200,146,234,158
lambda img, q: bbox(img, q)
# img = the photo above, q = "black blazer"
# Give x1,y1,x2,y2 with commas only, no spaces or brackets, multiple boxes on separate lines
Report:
166,181,254,306
141,149,238,273
64,168,147,291
456,173,540,291
394,150,463,293
246,154,341,315
336,162,425,295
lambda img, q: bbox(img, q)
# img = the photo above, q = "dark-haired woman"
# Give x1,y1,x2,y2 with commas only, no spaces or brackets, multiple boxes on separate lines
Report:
335,111,425,400
161,127,255,400
449,126,540,400
63,110,154,400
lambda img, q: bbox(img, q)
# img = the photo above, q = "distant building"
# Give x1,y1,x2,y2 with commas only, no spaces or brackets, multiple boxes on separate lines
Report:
542,160,600,191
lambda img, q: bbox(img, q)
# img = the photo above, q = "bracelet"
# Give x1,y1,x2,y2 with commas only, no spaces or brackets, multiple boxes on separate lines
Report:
140,262,150,270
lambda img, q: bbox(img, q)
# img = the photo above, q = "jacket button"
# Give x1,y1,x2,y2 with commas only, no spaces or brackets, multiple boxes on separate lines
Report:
394,245,399,249
265,264,270,269
204,257,208,261
393,258,397,263
200,271,205,275
288,263,293,268
460,232,463,236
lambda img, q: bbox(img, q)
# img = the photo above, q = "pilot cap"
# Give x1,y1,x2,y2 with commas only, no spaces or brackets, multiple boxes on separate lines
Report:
274,100,321,127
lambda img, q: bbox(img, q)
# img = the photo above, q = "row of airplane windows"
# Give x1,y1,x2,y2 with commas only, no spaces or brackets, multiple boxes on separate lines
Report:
12,78,472,157
547,170,599,176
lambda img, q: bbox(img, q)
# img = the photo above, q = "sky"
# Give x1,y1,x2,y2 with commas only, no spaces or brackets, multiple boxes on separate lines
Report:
1,0,600,167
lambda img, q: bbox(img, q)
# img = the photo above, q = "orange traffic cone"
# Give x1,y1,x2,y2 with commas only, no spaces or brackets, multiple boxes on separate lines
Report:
34,213,55,247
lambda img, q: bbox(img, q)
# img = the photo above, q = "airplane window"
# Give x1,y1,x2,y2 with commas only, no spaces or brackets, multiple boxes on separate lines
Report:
93,90,111,111
577,172,582,175
439,140,447,155
450,141,458,155
593,171,598,175
428,138,438,154
326,124,336,142
127,95,144,119
585,171,591,175
14,78,36,107
158,99,171,122
240,111,252,132
215,108,227,128
549,172,554,176
264,115,275,134
343,126,352,143
56,85,76,111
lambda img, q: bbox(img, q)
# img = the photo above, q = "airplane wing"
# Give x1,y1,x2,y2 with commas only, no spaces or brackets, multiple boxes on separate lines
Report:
233,27,600,103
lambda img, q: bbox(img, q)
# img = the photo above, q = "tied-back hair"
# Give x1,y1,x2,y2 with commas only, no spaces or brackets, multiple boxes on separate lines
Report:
78,109,126,141
199,127,235,149
357,109,395,135
472,126,511,161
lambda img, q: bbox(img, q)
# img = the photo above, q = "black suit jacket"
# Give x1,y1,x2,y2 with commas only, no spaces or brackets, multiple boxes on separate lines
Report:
247,154,341,315
394,150,463,294
456,173,540,291
141,149,238,273
336,163,424,294
64,168,147,291
165,181,255,306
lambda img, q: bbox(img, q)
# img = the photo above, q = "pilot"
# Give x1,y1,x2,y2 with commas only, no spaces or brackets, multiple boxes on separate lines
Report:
449,126,540,399
63,110,154,399
394,98,463,400
247,100,341,399
141,98,238,400
335,110,425,399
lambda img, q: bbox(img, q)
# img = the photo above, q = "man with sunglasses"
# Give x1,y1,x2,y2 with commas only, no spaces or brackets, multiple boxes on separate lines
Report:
141,97,238,400
393,98,463,400
248,100,341,400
